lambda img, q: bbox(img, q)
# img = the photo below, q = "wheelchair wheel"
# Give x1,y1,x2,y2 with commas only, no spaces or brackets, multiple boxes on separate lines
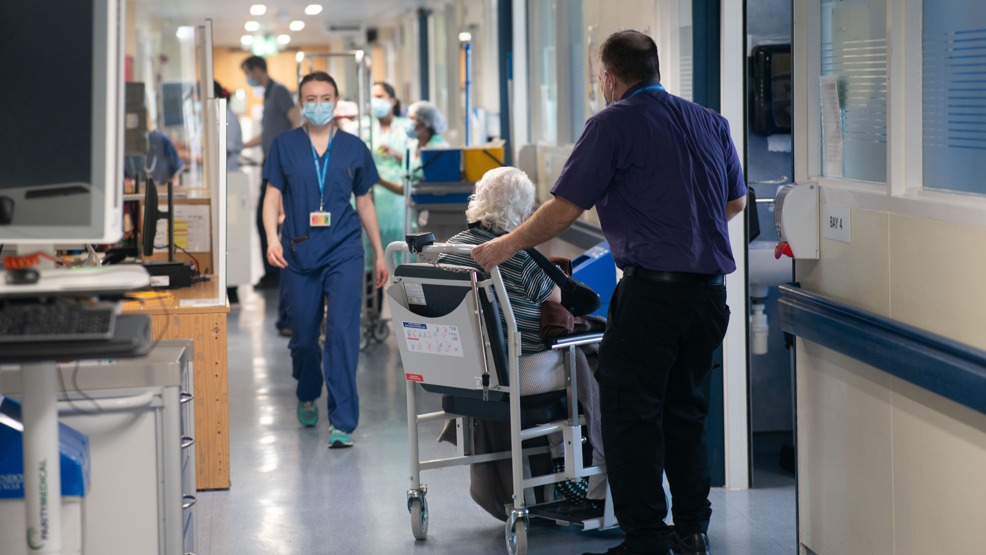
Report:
359,333,370,352
410,497,428,540
372,322,390,342
505,519,527,555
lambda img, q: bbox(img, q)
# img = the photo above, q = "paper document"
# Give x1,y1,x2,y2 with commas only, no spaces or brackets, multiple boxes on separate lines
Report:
402,322,464,357
154,204,211,253
820,76,844,177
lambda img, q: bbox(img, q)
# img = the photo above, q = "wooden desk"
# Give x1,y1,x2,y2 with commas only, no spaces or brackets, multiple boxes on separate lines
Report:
123,279,231,490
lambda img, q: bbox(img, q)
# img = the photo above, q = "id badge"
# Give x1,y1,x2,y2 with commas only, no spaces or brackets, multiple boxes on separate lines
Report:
310,212,331,227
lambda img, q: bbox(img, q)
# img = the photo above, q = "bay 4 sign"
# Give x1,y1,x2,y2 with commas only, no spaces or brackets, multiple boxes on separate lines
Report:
822,204,851,243
402,322,464,357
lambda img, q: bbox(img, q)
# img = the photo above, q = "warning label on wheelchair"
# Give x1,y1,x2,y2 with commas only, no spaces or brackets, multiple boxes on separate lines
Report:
402,322,464,357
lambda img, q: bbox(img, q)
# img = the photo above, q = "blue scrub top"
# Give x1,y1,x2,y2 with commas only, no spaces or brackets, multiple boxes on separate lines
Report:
265,127,380,272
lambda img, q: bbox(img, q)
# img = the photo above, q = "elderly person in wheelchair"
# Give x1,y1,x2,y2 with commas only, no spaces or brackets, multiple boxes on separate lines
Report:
436,167,608,511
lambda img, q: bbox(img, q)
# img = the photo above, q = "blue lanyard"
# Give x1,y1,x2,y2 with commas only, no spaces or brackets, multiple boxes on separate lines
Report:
305,125,335,210
629,84,666,97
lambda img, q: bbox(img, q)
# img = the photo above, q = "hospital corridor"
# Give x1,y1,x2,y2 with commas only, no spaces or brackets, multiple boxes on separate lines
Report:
2,1,986,555
202,287,795,555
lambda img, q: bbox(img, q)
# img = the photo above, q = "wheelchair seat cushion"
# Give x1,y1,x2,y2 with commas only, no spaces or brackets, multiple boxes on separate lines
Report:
441,390,567,427
518,349,567,396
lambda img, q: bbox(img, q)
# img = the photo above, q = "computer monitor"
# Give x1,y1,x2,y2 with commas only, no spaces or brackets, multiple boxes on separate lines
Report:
0,0,124,244
161,82,194,129
125,82,149,157
141,179,175,262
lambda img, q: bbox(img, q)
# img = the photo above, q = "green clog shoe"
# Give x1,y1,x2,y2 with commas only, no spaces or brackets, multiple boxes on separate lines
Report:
328,426,353,449
297,401,318,427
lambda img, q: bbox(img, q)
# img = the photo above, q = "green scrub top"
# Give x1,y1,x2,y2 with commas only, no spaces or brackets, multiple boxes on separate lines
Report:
363,116,411,254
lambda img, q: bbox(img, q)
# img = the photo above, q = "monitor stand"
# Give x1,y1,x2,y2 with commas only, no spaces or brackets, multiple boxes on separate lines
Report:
0,244,152,555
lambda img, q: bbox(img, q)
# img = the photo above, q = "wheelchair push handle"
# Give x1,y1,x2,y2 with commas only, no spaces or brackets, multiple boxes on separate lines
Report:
384,240,477,279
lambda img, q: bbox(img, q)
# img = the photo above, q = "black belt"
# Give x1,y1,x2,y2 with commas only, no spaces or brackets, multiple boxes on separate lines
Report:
624,265,724,285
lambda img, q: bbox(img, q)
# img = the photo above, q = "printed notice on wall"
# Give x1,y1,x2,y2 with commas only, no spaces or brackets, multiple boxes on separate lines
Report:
402,322,464,357
154,204,211,253
820,76,844,178
822,204,851,243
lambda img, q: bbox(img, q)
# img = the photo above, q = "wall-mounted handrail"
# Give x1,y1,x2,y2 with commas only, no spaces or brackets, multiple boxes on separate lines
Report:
777,284,986,415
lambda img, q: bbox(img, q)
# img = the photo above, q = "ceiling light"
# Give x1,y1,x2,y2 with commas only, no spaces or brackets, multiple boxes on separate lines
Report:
250,4,266,16
289,20,305,31
175,26,195,39
304,4,323,15
245,21,260,32
240,35,255,45
296,51,306,63
277,34,291,45
458,31,472,42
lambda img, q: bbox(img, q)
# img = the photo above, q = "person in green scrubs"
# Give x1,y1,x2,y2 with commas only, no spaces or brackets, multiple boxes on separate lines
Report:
365,82,411,251
404,100,450,183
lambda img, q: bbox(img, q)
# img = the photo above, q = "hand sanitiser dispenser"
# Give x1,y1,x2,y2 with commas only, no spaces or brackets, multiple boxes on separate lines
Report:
773,182,819,259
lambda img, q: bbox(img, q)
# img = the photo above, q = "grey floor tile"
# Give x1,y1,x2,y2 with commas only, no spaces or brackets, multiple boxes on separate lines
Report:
198,287,797,555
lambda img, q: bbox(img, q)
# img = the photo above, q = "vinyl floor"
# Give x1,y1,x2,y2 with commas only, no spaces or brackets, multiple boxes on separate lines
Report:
195,287,796,555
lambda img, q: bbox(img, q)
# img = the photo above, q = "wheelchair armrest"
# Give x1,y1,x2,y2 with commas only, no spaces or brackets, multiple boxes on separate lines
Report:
548,331,605,350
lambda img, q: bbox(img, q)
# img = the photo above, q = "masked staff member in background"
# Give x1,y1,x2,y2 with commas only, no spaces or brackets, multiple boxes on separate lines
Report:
472,31,747,555
262,71,388,449
365,82,411,253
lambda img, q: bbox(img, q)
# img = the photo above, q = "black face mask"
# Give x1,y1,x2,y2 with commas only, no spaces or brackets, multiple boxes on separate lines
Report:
469,222,601,316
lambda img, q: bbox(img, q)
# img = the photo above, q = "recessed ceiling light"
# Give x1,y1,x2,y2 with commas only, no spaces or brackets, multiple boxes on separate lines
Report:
289,20,305,31
304,5,323,15
175,26,195,39
277,34,291,45
241,35,255,45
245,21,260,32
250,4,266,16
458,31,472,42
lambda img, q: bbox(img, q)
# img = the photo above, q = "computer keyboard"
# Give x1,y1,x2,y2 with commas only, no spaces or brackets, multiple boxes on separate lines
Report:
0,304,117,343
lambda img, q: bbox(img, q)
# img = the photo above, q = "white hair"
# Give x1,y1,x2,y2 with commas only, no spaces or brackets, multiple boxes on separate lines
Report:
465,167,536,231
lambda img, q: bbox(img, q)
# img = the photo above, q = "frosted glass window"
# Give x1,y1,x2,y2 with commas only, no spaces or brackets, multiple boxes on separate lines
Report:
530,0,557,143
678,0,694,102
820,0,887,182
923,3,986,195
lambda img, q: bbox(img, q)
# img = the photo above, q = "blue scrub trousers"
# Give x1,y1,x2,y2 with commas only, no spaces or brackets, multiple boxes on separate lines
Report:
283,253,363,433
277,278,292,332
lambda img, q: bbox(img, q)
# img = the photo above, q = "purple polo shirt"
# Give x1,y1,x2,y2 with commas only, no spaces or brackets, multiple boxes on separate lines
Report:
551,81,746,275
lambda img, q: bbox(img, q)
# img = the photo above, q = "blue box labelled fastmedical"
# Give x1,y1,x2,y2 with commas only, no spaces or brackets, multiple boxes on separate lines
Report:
572,241,617,319
0,397,90,499
420,148,462,183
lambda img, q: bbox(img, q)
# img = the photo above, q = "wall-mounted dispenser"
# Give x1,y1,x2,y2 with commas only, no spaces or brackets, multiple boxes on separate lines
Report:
773,182,819,259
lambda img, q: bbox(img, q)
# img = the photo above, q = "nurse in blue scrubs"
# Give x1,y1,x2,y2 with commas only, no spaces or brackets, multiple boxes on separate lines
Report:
262,72,388,448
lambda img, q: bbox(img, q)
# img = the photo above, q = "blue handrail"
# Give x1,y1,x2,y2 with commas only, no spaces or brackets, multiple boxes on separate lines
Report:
777,284,986,415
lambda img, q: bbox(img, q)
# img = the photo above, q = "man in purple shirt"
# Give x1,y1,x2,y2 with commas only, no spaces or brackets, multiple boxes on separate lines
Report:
473,31,746,555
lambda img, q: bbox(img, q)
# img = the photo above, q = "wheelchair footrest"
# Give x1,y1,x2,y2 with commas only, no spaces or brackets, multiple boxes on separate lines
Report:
441,390,567,427
529,501,605,526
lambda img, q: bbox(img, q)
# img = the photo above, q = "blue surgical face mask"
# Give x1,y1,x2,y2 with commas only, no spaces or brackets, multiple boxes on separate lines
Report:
603,75,616,108
371,97,392,119
405,120,419,139
303,102,335,126
246,76,260,87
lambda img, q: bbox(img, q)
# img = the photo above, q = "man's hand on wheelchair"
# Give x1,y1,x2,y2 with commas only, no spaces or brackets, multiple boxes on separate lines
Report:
472,237,515,273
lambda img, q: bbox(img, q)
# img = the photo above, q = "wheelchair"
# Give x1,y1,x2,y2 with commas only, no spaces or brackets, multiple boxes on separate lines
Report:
384,238,618,555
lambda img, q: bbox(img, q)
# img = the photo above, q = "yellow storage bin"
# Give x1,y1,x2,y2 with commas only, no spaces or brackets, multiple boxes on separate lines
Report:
463,143,506,182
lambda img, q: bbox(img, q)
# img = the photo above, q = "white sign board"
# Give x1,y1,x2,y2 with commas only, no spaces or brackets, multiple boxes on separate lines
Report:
822,204,851,243
402,322,464,357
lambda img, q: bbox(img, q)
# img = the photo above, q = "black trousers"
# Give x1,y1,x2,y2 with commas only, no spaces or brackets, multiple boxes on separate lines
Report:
597,274,730,554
